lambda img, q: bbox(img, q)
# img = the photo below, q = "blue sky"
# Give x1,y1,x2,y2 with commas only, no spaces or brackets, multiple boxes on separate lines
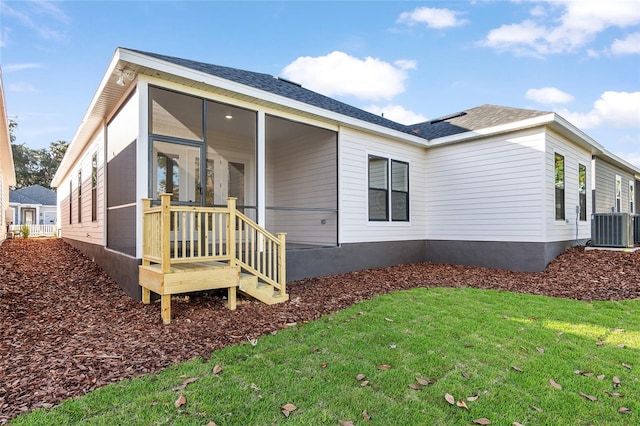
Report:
1,0,639,167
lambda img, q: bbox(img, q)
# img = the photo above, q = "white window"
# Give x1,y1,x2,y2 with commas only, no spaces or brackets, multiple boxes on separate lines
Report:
554,153,565,220
615,175,621,212
630,180,635,214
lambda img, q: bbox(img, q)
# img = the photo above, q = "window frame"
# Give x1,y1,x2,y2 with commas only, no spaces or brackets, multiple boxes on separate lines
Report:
615,175,622,212
554,153,565,221
578,163,587,221
367,155,410,223
629,180,635,214
91,152,98,222
77,169,82,223
69,180,73,225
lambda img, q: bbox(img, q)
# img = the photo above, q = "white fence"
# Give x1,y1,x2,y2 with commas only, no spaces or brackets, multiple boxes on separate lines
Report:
9,224,58,238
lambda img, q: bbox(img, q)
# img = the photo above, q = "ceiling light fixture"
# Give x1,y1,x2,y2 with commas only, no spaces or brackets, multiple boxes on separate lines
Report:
225,114,233,119
116,69,136,87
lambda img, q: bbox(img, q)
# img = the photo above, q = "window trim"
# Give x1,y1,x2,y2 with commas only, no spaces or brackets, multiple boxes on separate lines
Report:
578,163,587,221
91,152,98,222
77,169,82,223
615,174,622,212
629,180,635,214
554,153,565,221
367,154,410,223
69,180,73,225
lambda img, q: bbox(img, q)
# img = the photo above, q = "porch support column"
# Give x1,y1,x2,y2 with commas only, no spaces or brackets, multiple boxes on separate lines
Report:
257,111,266,227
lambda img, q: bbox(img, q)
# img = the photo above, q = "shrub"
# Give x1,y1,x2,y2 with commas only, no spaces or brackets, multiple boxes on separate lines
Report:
20,224,30,238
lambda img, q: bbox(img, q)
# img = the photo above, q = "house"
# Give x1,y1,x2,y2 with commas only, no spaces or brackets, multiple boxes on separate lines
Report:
9,184,57,227
0,68,16,244
51,48,640,307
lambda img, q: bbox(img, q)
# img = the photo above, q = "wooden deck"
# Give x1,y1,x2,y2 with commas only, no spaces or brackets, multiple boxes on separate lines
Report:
140,195,288,324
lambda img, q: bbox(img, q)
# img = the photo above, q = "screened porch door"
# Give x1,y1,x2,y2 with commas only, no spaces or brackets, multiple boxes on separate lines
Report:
152,140,248,208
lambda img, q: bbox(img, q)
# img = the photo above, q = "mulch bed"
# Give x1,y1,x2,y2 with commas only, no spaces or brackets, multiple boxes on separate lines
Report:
1,238,639,422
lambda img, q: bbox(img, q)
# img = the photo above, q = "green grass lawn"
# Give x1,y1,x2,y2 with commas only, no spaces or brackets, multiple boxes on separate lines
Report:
14,288,639,425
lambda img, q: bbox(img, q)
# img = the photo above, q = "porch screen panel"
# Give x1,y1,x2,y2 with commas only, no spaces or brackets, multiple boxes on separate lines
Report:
368,156,388,221
206,100,257,212
149,86,203,141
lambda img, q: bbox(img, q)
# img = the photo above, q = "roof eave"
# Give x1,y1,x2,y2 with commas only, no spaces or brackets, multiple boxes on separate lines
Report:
52,48,428,189
550,114,640,177
427,113,556,147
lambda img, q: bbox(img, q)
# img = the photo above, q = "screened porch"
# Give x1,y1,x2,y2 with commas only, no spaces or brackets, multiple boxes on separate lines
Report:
148,86,338,248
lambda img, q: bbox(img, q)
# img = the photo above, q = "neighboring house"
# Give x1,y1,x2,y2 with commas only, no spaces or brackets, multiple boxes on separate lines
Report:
51,48,640,301
0,68,17,244
9,185,57,226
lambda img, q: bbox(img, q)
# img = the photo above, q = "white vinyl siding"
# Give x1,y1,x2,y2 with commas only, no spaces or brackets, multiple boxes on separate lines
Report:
544,130,591,242
426,128,545,242
593,158,635,213
340,127,426,244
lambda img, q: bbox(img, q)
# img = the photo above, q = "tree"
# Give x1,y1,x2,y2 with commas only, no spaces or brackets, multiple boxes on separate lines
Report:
9,120,69,189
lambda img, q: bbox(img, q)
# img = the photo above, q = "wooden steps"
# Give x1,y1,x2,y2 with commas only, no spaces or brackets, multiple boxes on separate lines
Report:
140,196,288,324
139,261,240,324
239,273,290,305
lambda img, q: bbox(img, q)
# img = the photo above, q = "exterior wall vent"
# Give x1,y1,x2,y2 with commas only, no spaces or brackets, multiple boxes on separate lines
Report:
591,213,635,248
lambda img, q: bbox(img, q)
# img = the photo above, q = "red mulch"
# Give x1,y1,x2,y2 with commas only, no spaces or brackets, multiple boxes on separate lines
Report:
1,238,639,422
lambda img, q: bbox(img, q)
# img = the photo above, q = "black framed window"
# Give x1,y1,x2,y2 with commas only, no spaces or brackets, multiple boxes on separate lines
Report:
368,156,388,221
391,160,409,221
91,153,98,222
578,163,586,221
554,153,565,221
77,170,82,223
368,156,409,222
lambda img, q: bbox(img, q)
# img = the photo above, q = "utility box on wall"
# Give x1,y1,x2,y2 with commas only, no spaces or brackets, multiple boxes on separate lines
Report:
591,213,634,248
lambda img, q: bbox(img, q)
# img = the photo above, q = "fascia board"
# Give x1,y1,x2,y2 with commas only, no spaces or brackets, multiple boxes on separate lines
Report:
552,114,640,177
119,49,428,148
427,113,556,147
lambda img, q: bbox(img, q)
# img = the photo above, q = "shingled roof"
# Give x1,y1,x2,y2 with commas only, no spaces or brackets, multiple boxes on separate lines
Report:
408,104,552,140
130,49,415,137
126,50,559,144
10,185,57,206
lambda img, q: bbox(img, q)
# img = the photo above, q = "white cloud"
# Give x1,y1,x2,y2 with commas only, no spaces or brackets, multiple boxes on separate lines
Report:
610,32,640,55
1,0,70,41
8,82,36,93
397,6,469,29
281,51,416,101
2,63,43,73
480,0,640,56
526,87,574,104
0,26,9,48
364,104,428,125
557,91,640,129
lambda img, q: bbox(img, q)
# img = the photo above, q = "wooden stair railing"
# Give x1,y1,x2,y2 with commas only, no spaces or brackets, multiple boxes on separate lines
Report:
141,194,287,322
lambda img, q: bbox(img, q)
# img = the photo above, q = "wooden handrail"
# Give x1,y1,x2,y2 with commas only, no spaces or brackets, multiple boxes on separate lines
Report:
141,195,286,296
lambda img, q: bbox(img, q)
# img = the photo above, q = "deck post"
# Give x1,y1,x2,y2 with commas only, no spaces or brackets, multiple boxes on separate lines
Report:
227,197,237,267
277,232,287,295
161,294,171,324
141,198,151,267
160,194,172,274
228,285,237,310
